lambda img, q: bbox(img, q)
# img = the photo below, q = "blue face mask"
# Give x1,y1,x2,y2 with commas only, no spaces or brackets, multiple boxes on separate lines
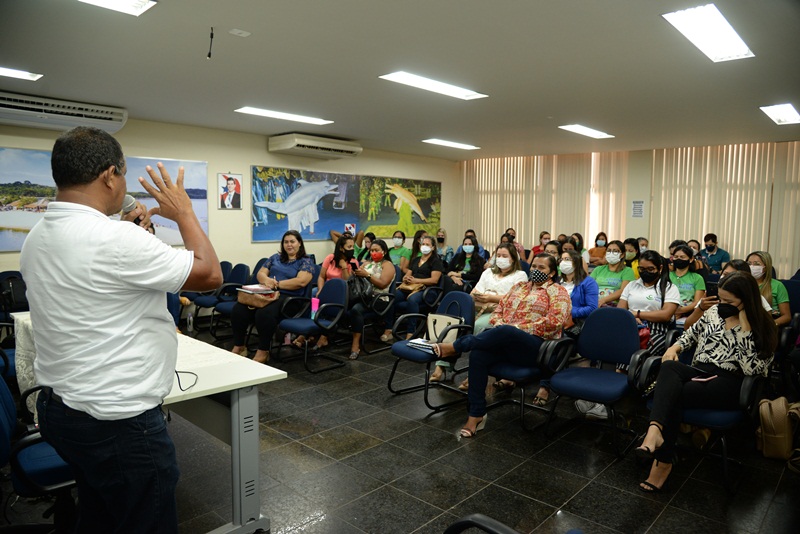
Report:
596,240,606,247
462,245,475,254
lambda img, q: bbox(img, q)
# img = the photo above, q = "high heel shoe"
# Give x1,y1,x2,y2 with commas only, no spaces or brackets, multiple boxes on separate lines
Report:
635,422,663,461
639,460,671,493
459,414,487,438
429,366,446,383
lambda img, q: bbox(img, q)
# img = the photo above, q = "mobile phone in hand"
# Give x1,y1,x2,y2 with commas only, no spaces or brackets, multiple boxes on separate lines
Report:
706,282,718,298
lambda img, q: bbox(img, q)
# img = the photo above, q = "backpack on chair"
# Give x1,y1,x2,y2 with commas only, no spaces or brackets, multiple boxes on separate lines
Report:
755,396,800,460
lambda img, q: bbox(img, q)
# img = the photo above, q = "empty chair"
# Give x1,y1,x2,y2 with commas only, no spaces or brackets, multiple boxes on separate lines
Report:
194,263,250,334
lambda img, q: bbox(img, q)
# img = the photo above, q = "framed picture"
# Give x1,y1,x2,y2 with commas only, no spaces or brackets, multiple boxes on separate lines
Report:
218,173,242,210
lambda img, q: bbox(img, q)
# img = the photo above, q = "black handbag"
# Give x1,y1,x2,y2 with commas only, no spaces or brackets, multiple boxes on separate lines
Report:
347,276,374,306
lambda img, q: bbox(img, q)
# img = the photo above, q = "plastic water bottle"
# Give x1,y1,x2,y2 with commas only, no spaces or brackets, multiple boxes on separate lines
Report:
187,313,194,334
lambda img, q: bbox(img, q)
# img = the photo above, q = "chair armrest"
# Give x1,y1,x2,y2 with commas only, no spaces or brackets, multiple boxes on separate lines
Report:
280,296,311,319
10,433,76,494
314,302,346,333
443,513,519,534
664,329,681,348
739,375,762,410
434,323,473,343
391,313,426,340
216,282,244,298
421,285,444,308
631,353,659,391
537,338,575,373
19,385,46,425
368,293,396,317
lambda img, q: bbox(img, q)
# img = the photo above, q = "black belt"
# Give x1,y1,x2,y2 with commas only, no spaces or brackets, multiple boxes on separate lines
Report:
42,387,93,418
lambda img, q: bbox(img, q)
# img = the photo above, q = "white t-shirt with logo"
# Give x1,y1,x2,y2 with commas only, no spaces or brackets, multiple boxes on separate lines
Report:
620,278,681,312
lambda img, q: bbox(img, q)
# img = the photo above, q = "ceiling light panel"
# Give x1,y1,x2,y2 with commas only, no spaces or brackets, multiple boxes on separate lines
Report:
662,3,754,62
379,72,488,100
760,104,800,125
234,107,333,125
558,124,615,139
0,67,43,81
422,139,480,150
78,0,157,16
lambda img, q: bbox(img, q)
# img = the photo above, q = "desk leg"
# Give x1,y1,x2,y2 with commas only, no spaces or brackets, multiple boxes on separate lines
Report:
209,385,270,534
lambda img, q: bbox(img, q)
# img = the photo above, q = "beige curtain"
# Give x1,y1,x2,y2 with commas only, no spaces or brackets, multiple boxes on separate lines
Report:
590,151,629,245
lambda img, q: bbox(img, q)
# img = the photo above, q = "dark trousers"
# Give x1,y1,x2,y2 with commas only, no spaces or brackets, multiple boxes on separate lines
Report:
394,289,428,334
231,296,289,351
454,325,544,417
349,299,393,333
649,360,743,462
37,390,179,534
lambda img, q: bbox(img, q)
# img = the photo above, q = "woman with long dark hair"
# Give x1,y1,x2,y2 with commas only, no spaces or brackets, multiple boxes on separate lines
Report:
445,235,486,293
349,239,396,359
636,271,778,492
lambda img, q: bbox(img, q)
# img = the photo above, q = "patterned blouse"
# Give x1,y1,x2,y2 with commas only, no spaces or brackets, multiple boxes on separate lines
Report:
677,304,772,376
489,280,572,339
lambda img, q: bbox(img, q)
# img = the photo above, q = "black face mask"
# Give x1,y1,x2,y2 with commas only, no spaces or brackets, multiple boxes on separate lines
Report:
672,258,690,270
639,270,659,284
436,237,445,244
717,303,740,319
343,249,355,260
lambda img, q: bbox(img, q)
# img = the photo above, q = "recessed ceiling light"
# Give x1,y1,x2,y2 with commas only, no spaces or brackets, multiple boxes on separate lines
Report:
422,139,480,150
78,0,157,16
662,3,754,62
558,124,615,139
760,104,800,125
229,29,251,38
379,72,488,100
0,67,43,81
234,107,333,125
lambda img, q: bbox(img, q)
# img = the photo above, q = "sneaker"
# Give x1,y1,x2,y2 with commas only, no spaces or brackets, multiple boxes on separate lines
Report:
575,400,608,420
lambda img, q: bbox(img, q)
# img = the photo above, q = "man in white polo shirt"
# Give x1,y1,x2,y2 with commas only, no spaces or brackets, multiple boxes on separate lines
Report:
20,127,222,532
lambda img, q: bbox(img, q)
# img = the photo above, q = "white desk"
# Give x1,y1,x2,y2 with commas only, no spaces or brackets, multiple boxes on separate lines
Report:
12,312,286,534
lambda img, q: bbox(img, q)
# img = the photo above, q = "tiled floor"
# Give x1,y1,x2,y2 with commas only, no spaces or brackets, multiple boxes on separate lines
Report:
3,330,799,533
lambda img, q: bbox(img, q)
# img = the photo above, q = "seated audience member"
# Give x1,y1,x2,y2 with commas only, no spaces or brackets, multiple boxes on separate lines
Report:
669,239,708,280
700,233,730,274
349,239,396,359
356,232,376,262
543,240,562,261
562,238,589,272
409,229,428,261
528,230,551,262
635,271,777,493
570,233,590,265
687,238,710,272
557,234,569,245
432,243,528,385
747,250,791,327
588,232,609,266
684,259,773,329
435,228,454,267
504,227,527,259
486,233,513,268
532,249,599,405
395,235,444,338
577,250,680,420
313,234,358,350
590,240,635,307
330,228,365,252
231,230,314,363
455,229,486,257
389,230,411,270
432,253,571,437
638,236,649,253
669,244,706,319
623,238,641,278
445,235,486,293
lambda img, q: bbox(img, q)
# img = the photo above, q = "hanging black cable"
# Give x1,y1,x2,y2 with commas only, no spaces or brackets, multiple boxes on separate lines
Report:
207,27,214,59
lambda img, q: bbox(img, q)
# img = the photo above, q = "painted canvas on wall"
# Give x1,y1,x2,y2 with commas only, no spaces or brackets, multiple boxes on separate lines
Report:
250,166,441,242
0,147,207,251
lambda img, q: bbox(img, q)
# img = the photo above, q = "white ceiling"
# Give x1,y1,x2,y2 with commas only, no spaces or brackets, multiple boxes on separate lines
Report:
1,0,799,161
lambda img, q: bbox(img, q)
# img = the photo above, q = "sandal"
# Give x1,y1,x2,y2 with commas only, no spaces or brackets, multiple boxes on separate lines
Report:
635,423,663,461
532,396,548,407
492,379,515,392
457,379,469,391
429,366,446,382
459,415,487,438
639,460,671,493
348,351,360,361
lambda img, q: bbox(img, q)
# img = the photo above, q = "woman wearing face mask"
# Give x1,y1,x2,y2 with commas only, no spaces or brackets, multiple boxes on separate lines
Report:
355,232,376,263
445,236,486,294
588,232,609,266
409,229,428,261
433,243,528,385
531,249,599,405
349,239,396,359
623,238,641,279
527,231,551,263
314,235,359,350
669,239,709,280
486,233,513,269
389,230,411,271
435,228,454,267
562,238,589,272
432,253,572,437
590,240,635,307
669,244,706,319
746,251,791,327
638,237,649,253
571,233,590,265
394,235,444,338
635,271,777,493
504,227,527,259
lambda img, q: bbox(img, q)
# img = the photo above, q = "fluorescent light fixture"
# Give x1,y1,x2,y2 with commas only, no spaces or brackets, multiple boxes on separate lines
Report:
78,0,157,17
558,124,615,139
662,3,754,62
234,107,333,125
379,71,488,100
760,104,800,125
0,67,43,81
422,139,480,150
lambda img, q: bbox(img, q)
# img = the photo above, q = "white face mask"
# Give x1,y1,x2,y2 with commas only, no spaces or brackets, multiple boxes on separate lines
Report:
750,265,764,279
559,260,575,275
640,246,648,253
605,251,622,265
392,237,403,247
462,245,475,254
420,245,433,255
541,238,550,245
495,257,511,270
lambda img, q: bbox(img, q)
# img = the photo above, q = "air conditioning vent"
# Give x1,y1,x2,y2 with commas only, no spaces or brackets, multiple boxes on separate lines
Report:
268,133,362,159
0,91,128,133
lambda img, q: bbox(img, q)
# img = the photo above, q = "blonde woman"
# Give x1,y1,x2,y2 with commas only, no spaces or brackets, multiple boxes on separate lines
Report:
746,250,791,326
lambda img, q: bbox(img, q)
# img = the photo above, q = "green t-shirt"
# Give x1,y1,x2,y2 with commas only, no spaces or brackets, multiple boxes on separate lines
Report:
669,271,706,307
389,246,411,266
764,279,790,312
590,264,635,301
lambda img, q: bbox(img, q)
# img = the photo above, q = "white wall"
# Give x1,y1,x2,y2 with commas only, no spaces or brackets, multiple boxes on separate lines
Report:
0,120,461,272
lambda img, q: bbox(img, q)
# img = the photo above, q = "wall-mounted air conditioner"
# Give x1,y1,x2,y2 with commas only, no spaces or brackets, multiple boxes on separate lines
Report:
268,133,362,159
0,91,128,134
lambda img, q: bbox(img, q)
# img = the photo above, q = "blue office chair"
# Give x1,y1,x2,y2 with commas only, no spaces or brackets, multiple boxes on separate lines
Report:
354,279,397,355
181,261,231,303
0,271,28,323
387,292,474,412
519,260,530,273
194,263,249,335
546,307,650,456
0,322,15,381
212,258,270,340
277,278,349,373
774,280,800,395
0,382,76,531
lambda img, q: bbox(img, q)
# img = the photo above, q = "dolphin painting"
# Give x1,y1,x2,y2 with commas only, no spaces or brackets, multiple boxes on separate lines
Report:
256,179,338,233
385,184,427,222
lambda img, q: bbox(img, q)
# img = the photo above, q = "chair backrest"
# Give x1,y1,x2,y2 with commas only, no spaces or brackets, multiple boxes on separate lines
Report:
250,258,269,284
519,261,530,273
0,377,17,467
317,278,348,318
394,264,404,282
0,271,28,316
220,261,233,281
228,263,251,285
780,279,800,317
577,307,641,366
435,291,475,326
